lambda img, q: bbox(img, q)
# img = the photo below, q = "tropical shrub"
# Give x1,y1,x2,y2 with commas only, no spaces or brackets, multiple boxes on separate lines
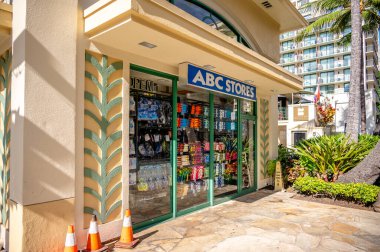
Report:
293,177,380,205
287,162,306,183
266,159,277,178
295,134,379,182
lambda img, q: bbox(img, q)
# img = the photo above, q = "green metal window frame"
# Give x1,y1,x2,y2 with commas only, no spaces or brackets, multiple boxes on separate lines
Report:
129,64,258,231
168,0,252,49
129,64,178,232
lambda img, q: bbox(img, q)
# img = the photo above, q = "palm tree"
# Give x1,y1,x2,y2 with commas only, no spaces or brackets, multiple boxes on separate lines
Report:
296,1,380,206
296,0,380,142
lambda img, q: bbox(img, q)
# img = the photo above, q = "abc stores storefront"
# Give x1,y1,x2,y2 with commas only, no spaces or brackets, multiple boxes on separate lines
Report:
7,0,305,250
78,0,304,245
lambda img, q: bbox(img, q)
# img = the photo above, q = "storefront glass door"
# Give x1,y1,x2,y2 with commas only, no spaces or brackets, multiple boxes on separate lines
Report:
241,100,256,191
213,96,238,198
129,66,177,227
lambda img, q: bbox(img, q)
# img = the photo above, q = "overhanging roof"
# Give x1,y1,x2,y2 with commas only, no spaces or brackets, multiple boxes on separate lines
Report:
84,0,303,96
252,0,308,32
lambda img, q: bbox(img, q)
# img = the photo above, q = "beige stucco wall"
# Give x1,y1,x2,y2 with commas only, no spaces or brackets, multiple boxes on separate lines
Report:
10,0,78,251
9,198,75,252
202,0,280,62
11,0,77,205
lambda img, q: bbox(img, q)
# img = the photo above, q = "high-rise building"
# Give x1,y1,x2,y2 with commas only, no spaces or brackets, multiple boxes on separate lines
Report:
278,0,379,146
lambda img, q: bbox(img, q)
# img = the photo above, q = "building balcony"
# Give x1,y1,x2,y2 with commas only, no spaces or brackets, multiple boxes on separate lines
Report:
280,57,296,64
278,107,288,121
365,31,377,41
367,73,378,82
317,37,334,43
334,61,344,68
302,54,317,60
366,45,377,53
366,59,378,68
334,75,345,83
280,32,296,40
318,50,334,57
298,40,317,48
280,45,296,52
318,64,334,71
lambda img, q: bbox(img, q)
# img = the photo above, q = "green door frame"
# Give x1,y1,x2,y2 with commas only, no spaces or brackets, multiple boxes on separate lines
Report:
129,64,258,231
130,64,178,232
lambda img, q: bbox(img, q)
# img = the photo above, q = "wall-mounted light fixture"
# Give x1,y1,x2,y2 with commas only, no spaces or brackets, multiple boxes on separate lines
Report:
203,65,215,70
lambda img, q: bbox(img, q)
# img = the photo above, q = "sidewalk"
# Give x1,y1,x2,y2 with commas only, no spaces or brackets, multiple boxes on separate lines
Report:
112,191,380,252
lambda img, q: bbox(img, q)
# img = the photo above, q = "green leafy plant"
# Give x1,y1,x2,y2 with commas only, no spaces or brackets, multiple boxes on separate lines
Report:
287,162,307,183
293,177,380,205
266,160,277,178
295,134,379,182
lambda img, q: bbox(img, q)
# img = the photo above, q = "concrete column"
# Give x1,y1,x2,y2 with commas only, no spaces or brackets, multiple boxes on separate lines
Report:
10,0,78,251
268,95,279,160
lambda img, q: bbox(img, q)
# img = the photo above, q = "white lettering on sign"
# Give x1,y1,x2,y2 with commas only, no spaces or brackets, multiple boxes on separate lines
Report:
192,70,205,86
215,76,223,90
206,72,215,87
186,64,256,101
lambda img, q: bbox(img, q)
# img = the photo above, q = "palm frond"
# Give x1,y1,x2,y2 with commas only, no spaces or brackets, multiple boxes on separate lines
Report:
300,0,348,13
362,8,380,31
337,33,351,46
295,9,349,41
330,8,351,34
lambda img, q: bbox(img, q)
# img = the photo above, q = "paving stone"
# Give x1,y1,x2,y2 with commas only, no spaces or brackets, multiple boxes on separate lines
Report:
296,232,321,249
331,222,360,235
320,238,365,251
110,191,380,252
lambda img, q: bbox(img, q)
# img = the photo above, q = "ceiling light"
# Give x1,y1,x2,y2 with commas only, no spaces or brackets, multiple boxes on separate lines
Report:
203,65,215,70
139,41,157,49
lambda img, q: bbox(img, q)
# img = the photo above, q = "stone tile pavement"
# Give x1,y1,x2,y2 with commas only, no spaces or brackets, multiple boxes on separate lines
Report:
112,191,380,252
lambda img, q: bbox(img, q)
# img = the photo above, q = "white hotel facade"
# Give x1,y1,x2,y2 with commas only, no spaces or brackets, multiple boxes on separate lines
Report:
278,0,379,146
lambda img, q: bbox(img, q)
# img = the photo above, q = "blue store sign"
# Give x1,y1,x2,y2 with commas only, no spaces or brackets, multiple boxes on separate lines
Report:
180,63,256,101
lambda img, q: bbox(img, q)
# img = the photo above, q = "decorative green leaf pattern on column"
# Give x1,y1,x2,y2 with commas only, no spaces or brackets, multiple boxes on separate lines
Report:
0,50,11,227
84,51,123,224
260,98,269,178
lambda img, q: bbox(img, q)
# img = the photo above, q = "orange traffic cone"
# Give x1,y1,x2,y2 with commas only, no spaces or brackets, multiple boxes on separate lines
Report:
114,209,140,249
64,225,78,252
83,215,108,252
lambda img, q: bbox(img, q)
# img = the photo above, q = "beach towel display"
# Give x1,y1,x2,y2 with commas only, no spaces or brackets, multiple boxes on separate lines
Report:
176,97,210,211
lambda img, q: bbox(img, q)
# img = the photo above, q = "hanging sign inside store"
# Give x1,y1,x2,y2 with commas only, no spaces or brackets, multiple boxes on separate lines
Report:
130,76,171,94
179,63,256,101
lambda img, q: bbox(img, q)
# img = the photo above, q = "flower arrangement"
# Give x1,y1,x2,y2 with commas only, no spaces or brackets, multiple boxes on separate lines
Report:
316,97,336,127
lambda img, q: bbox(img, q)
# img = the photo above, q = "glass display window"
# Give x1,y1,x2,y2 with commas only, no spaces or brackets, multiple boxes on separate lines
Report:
176,92,210,211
